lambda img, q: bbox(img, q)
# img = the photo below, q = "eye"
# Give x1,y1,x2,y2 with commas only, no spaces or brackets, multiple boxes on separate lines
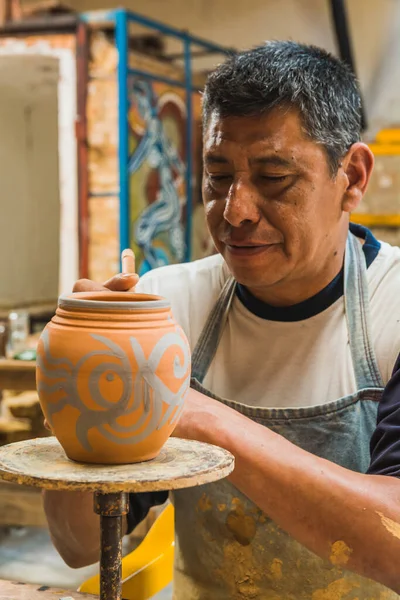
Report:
261,175,288,182
208,174,232,181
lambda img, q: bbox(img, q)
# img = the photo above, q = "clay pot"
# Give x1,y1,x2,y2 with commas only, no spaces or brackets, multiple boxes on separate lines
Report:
36,292,191,464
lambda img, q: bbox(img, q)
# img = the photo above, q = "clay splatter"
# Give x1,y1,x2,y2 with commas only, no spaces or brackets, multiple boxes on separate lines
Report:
258,513,267,524
226,498,257,546
250,505,268,523
215,541,261,599
231,497,242,509
197,493,212,512
226,511,257,546
270,558,283,580
329,541,353,567
377,511,400,540
312,577,359,600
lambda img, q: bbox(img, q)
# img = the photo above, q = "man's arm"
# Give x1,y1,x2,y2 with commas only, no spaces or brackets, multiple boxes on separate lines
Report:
368,355,400,477
43,491,102,568
174,387,400,593
43,490,168,568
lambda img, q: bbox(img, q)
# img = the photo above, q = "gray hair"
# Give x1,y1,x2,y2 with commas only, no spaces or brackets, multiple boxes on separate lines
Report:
202,41,362,174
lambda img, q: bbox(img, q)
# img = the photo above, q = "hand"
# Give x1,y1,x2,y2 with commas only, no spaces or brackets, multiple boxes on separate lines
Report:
73,273,139,294
73,249,139,294
171,387,236,445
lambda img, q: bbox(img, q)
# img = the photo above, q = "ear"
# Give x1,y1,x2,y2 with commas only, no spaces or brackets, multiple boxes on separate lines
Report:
341,142,374,214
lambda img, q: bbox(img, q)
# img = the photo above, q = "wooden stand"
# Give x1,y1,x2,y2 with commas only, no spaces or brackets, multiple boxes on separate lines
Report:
0,437,234,600
0,360,36,394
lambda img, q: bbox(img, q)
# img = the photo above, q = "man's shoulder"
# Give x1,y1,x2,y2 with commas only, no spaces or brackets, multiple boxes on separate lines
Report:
370,241,400,381
370,241,400,316
371,241,400,290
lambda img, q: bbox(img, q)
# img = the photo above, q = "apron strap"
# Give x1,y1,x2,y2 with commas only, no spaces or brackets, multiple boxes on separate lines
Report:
344,232,384,389
191,276,236,383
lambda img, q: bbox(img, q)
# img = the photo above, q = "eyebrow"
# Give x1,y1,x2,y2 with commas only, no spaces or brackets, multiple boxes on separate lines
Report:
204,155,229,165
204,154,294,168
250,156,293,168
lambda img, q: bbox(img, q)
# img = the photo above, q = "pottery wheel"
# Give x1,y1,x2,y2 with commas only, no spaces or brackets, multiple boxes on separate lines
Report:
0,437,234,493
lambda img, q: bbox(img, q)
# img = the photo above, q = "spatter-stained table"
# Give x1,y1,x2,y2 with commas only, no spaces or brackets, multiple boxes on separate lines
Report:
0,437,234,600
0,579,99,599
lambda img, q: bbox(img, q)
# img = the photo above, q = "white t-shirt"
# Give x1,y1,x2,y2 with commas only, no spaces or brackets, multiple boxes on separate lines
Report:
135,229,400,409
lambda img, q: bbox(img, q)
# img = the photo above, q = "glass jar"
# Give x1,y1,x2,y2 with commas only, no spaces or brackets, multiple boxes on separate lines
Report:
8,310,29,356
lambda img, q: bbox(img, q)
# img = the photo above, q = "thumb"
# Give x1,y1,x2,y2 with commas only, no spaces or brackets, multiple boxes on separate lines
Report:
73,278,108,293
103,273,139,292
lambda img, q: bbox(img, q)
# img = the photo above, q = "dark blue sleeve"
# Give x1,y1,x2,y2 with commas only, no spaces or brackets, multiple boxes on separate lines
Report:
126,491,169,534
367,354,400,477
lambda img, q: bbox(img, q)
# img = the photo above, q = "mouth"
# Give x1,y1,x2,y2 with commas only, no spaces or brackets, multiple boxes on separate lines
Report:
224,243,279,257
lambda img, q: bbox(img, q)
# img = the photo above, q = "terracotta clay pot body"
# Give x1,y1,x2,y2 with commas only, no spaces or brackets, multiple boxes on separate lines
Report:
36,292,191,464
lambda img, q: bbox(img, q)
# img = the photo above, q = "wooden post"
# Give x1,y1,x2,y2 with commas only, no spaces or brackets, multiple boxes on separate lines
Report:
0,1,8,26
0,0,22,26
10,0,22,20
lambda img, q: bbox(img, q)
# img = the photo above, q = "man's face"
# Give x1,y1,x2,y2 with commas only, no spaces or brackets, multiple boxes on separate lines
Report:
202,108,349,301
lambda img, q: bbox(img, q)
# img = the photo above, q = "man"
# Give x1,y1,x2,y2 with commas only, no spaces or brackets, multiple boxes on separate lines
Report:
44,42,400,598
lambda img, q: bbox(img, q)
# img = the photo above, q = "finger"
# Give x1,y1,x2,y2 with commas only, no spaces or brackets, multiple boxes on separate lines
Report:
122,249,137,292
103,273,139,292
44,419,52,431
73,278,108,293
121,248,135,275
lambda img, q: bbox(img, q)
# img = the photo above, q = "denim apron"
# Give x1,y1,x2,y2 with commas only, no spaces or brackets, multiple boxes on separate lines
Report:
172,232,399,599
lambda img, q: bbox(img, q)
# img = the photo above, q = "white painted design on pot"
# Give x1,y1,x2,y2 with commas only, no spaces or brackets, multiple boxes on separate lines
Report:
37,328,190,452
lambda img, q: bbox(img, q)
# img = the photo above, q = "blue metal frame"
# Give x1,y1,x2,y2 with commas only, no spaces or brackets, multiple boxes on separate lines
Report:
183,37,193,262
128,67,202,92
83,9,233,267
115,9,130,267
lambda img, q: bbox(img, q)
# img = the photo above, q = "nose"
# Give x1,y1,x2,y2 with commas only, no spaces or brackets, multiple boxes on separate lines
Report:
223,181,260,227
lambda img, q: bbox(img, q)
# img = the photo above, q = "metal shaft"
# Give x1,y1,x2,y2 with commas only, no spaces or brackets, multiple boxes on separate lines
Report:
94,492,129,600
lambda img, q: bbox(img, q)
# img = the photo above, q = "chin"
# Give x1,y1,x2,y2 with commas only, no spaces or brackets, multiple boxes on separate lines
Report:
228,264,286,289
222,251,287,288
